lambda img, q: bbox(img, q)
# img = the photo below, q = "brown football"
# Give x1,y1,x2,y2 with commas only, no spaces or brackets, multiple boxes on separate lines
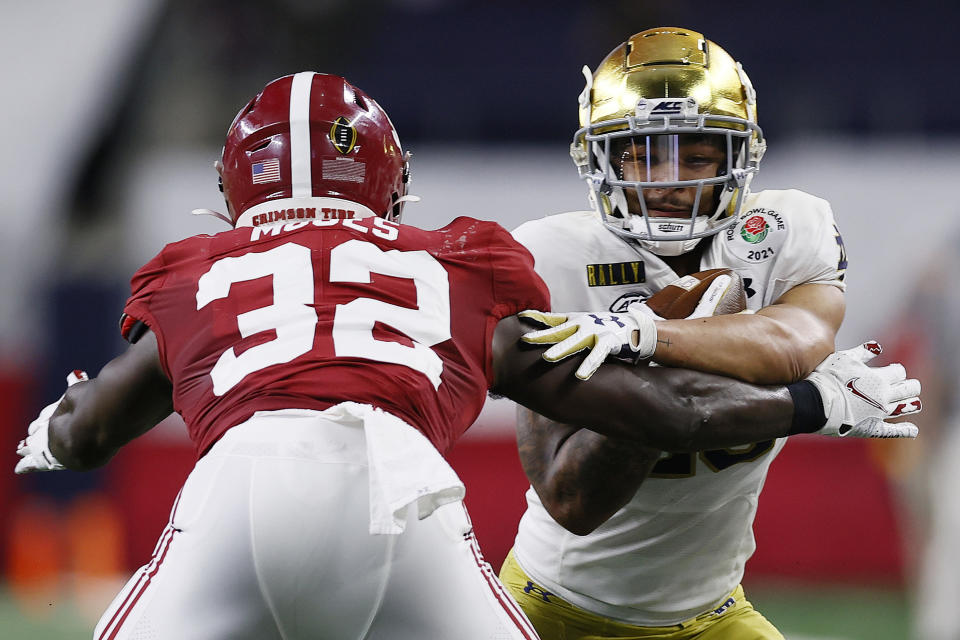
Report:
645,268,747,319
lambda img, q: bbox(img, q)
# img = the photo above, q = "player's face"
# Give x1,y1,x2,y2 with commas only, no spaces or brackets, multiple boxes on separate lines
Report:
615,134,726,217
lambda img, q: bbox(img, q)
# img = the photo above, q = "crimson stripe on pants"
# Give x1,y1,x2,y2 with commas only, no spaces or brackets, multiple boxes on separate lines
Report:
466,532,540,640
97,490,184,640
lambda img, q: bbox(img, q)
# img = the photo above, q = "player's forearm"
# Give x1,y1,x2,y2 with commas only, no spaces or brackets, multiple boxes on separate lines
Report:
564,366,802,451
652,312,832,385
499,353,799,451
48,334,174,471
493,315,814,450
48,381,121,470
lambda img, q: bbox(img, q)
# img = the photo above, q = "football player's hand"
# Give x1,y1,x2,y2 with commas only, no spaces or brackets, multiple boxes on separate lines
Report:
805,342,921,438
519,304,659,380
15,370,88,474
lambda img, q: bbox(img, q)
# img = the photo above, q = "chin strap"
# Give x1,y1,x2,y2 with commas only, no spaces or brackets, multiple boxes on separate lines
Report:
387,194,421,223
191,208,234,226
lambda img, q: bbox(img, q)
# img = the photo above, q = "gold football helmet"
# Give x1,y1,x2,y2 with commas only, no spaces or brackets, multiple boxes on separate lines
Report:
572,27,766,256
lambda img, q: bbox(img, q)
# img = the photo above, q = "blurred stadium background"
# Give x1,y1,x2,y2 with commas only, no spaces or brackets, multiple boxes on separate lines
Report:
2,1,959,638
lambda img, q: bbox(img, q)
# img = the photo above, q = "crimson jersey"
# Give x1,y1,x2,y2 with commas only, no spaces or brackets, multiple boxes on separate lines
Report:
122,216,549,458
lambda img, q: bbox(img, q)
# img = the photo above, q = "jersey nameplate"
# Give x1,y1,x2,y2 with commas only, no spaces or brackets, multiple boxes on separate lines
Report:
586,261,645,287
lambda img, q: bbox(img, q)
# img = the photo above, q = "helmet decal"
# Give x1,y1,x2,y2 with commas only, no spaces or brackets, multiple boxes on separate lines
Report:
251,159,281,184
330,117,358,154
322,157,365,183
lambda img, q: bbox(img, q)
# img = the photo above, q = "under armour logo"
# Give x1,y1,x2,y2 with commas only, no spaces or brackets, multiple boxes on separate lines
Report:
589,314,625,328
711,596,736,616
743,277,757,299
523,581,554,602
864,341,882,355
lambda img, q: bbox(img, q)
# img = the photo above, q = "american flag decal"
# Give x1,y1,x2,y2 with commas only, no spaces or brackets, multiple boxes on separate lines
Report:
251,158,281,184
322,157,365,183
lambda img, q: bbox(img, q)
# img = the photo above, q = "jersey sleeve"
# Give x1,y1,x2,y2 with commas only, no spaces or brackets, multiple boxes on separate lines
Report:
511,217,557,287
767,191,847,303
486,223,551,316
511,212,608,312
119,249,168,341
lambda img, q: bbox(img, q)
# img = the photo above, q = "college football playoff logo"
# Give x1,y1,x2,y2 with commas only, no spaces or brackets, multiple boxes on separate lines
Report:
330,117,357,154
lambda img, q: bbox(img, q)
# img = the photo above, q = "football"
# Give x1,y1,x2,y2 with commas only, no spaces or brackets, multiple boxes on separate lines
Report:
645,268,747,319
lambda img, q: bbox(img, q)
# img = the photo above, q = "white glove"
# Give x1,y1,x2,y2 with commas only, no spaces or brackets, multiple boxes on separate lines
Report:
15,370,88,474
805,342,921,438
519,304,659,380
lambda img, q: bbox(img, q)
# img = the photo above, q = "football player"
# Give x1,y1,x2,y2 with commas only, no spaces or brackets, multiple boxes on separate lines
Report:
14,72,917,640
498,27,914,640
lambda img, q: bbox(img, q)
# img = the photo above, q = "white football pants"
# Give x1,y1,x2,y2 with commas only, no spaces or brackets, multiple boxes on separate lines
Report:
93,414,539,640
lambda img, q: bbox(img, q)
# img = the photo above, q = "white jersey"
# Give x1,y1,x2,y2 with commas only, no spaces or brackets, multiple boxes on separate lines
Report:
511,189,847,626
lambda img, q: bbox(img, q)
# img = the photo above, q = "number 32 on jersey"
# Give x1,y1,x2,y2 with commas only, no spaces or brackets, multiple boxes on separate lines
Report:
195,239,451,396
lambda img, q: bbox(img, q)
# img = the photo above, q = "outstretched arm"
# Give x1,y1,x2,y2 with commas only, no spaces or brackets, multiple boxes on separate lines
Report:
46,331,173,471
491,315,803,452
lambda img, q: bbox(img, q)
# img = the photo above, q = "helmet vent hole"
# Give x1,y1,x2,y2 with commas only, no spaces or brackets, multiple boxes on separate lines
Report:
248,140,271,153
354,92,368,110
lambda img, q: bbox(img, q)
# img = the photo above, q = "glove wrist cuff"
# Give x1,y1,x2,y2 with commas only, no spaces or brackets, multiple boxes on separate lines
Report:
625,307,657,359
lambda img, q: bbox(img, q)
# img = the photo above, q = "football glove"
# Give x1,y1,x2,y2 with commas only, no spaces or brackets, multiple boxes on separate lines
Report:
519,304,659,380
15,370,88,474
519,276,736,381
806,342,921,438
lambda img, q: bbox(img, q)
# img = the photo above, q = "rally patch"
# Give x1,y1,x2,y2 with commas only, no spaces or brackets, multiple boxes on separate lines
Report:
724,208,787,263
586,261,645,287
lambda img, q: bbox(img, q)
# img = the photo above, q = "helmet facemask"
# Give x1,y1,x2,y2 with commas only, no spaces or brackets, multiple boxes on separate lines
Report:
572,29,766,257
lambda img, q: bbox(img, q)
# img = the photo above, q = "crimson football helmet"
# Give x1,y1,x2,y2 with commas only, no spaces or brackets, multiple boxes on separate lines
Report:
215,72,412,227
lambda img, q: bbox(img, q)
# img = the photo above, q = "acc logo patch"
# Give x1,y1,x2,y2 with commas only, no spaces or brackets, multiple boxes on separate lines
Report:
330,117,357,154
609,291,649,312
725,208,786,263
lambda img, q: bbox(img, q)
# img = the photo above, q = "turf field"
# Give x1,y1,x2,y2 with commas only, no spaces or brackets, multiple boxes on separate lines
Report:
0,582,911,639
